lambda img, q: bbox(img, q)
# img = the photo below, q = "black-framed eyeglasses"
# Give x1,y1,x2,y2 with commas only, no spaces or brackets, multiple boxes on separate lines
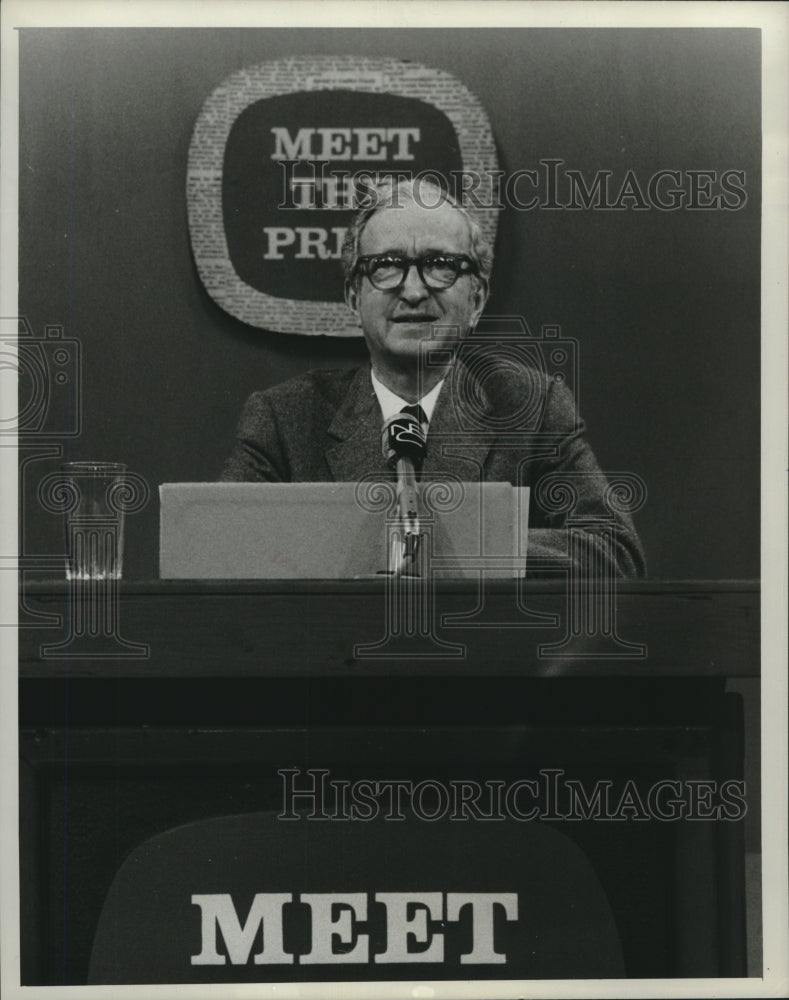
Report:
353,253,479,291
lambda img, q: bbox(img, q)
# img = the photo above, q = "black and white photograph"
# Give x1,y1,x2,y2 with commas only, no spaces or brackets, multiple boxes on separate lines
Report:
1,1,787,997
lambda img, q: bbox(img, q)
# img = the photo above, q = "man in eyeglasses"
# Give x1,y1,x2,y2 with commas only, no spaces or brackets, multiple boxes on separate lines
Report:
221,177,644,577
343,182,489,408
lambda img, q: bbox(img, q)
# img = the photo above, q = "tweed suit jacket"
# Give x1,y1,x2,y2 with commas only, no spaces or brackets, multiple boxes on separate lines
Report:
221,362,645,578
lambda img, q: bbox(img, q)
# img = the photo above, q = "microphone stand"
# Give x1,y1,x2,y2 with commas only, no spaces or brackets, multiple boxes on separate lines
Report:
381,410,427,578
393,455,422,578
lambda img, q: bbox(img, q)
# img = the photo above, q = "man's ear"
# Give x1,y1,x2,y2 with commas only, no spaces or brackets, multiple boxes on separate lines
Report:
345,279,360,319
470,278,489,325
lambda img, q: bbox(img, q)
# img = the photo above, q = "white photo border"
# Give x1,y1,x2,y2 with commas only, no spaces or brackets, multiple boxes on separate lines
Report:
1,2,786,999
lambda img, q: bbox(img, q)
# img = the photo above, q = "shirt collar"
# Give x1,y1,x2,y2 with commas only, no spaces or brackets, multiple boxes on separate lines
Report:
370,369,445,424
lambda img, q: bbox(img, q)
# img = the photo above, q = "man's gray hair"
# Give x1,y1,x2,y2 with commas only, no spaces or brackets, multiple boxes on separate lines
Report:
341,175,494,286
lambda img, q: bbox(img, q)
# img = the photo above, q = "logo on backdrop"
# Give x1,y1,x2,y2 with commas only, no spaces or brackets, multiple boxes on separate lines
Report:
187,57,499,337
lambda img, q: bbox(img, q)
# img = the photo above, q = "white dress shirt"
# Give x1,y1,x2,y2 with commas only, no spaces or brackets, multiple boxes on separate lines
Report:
370,370,445,432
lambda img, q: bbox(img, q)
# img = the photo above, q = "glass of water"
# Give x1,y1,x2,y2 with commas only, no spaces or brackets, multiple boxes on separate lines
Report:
60,462,128,580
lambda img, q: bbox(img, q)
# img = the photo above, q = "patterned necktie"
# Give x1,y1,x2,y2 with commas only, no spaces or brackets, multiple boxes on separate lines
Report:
402,402,428,433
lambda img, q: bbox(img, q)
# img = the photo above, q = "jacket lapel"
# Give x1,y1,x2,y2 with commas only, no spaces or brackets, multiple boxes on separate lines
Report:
422,361,493,481
325,366,391,482
325,361,494,483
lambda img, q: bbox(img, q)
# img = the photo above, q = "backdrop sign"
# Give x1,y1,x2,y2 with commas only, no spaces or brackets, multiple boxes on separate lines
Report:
187,57,500,336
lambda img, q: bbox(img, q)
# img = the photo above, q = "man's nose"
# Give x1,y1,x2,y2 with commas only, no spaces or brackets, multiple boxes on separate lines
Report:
399,263,430,302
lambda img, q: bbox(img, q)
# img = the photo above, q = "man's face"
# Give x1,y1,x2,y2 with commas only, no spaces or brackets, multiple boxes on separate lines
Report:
345,199,487,374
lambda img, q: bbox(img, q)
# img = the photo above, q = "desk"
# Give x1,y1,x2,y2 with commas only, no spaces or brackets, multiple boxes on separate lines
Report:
18,580,758,983
20,578,758,677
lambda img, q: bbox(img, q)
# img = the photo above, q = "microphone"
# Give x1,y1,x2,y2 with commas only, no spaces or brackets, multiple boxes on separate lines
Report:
381,410,427,575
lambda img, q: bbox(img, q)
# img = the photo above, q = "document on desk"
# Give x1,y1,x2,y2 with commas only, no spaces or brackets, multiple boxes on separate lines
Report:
159,482,529,579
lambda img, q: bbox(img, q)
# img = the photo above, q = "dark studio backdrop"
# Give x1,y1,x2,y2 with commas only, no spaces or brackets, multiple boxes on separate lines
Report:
18,27,761,581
